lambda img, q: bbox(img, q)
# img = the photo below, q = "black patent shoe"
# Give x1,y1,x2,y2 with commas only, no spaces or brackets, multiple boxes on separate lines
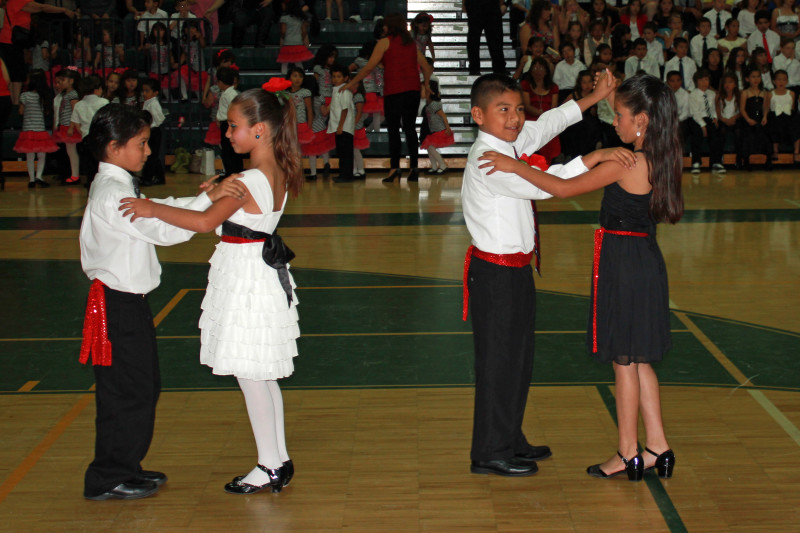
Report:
137,470,168,486
515,445,552,464
644,447,675,478
382,169,402,183
406,168,419,182
84,480,159,501
470,457,538,477
282,459,294,487
224,465,286,494
587,451,644,481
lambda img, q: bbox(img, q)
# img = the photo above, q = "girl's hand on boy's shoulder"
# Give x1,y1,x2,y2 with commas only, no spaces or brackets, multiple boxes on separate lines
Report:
478,151,524,175
119,198,155,222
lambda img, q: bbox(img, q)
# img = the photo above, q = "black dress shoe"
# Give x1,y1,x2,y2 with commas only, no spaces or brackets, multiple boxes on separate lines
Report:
643,448,675,478
406,168,419,182
470,458,538,477
34,179,50,188
84,480,159,501
282,459,294,487
382,169,402,183
224,465,286,494
515,445,552,463
137,470,168,486
587,451,644,481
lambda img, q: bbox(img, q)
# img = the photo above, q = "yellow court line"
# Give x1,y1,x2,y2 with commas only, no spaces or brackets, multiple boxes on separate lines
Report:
0,291,183,504
182,285,463,291
17,381,39,392
675,311,800,448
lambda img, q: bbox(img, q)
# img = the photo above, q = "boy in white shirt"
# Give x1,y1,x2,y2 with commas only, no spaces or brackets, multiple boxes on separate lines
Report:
703,0,731,40
688,69,724,173
71,75,110,186
216,66,243,175
553,42,586,103
642,22,665,68
746,10,780,60
462,73,616,478
690,18,717,67
137,0,168,49
625,38,660,79
664,38,697,90
666,71,691,150
141,78,166,185
328,64,355,183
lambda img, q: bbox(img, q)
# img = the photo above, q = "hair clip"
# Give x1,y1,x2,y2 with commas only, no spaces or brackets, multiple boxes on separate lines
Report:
66,65,79,71
262,78,293,103
217,48,229,57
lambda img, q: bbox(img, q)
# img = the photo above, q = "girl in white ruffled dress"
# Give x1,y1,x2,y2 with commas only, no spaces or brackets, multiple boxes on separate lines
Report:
119,83,303,495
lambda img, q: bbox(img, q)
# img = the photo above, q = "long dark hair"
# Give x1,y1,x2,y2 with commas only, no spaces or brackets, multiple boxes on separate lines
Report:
313,44,338,67
232,88,303,198
384,12,412,45
615,74,683,224
86,103,151,162
527,56,553,91
26,69,53,123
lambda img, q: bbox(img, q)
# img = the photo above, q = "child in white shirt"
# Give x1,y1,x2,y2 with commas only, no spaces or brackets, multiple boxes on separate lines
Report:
328,64,354,182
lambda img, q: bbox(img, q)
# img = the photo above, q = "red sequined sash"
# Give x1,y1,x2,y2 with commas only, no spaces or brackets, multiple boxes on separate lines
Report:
221,235,265,244
591,228,649,353
79,279,113,366
462,245,534,321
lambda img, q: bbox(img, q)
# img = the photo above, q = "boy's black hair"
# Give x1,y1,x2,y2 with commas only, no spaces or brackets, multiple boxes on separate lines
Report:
633,38,647,48
673,37,688,48
85,104,152,161
755,10,771,23
141,77,160,93
697,17,711,27
80,75,103,98
559,41,575,54
216,66,236,86
693,68,710,83
589,19,605,32
329,63,349,79
643,21,658,33
666,70,682,81
470,74,522,108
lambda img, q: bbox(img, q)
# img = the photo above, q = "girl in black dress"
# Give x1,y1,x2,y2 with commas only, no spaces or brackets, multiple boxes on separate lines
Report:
477,73,684,482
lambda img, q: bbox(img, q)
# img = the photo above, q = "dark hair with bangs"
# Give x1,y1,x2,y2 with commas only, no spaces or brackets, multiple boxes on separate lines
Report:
615,74,684,224
86,104,152,161
470,74,522,108
231,88,303,198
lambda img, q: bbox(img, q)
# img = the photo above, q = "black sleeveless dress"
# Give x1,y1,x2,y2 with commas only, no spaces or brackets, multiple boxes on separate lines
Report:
587,182,671,364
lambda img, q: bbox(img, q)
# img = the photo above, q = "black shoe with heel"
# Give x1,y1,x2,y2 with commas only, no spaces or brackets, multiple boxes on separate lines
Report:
406,168,419,182
224,464,286,494
282,459,294,487
382,169,402,183
587,451,644,481
644,447,675,478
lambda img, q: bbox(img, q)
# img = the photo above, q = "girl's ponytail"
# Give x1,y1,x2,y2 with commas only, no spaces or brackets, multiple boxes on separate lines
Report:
274,97,303,198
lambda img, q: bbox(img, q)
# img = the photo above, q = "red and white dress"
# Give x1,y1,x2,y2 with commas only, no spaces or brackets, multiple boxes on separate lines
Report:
420,100,454,150
14,92,58,154
276,15,313,64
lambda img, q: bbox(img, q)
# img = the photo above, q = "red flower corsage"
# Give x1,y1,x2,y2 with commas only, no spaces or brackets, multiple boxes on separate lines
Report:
517,153,550,171
262,78,292,93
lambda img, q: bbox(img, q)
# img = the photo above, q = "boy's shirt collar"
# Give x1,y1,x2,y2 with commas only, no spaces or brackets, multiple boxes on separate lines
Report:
476,128,519,155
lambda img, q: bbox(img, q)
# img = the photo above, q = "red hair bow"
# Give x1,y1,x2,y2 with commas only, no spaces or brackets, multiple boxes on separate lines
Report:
518,153,550,171
262,78,292,92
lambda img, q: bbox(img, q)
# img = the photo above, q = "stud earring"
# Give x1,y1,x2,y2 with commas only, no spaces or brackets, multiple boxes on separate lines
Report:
636,131,641,137
256,134,260,139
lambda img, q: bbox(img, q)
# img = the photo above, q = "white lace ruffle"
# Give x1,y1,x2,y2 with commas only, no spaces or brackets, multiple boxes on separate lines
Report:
199,241,300,381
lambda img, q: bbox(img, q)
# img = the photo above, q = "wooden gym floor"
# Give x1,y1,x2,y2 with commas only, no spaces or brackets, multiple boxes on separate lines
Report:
0,166,798,532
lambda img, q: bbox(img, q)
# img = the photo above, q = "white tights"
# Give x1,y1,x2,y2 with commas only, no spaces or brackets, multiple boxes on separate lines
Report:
354,149,364,175
66,143,79,177
26,152,45,181
427,147,446,170
238,378,289,486
307,152,330,175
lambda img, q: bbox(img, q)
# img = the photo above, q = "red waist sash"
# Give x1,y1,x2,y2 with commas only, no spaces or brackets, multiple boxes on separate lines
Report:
591,228,649,353
79,279,113,366
462,245,534,321
221,235,265,244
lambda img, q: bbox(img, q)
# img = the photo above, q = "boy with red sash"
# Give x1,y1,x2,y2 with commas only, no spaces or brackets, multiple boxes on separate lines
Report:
462,74,614,477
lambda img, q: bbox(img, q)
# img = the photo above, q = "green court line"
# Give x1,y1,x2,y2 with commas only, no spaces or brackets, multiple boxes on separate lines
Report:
2,207,800,230
596,386,688,533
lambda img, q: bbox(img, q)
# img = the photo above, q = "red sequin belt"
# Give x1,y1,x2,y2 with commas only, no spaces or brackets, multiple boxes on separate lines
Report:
462,245,534,321
79,279,113,366
591,227,649,353
221,235,265,244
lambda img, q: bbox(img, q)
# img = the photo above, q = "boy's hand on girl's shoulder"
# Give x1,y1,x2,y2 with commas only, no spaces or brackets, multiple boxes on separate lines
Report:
477,151,524,175
119,198,155,222
590,147,637,170
202,174,248,202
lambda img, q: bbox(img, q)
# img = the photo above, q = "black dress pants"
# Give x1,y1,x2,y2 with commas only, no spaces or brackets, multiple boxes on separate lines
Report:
689,119,723,165
335,131,354,179
84,287,160,496
465,0,506,75
383,90,420,169
467,257,537,462
142,125,165,184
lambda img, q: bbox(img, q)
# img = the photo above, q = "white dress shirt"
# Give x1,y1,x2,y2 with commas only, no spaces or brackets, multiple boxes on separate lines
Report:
80,162,213,294
552,59,587,91
625,55,660,79
704,8,731,38
327,83,355,135
773,55,800,87
646,38,665,66
462,100,588,255
673,88,690,122
71,94,110,138
217,86,238,121
143,96,165,128
690,33,718,66
664,55,697,91
746,29,780,58
737,10,756,37
689,88,718,126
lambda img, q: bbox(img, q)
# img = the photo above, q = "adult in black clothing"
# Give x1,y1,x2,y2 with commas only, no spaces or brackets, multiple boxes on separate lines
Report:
463,0,507,75
229,0,275,48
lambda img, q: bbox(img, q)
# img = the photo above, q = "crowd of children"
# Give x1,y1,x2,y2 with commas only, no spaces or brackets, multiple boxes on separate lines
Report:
508,0,800,170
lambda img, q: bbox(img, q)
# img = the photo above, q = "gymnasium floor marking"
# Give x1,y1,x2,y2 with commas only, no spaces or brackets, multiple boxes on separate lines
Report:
17,381,39,392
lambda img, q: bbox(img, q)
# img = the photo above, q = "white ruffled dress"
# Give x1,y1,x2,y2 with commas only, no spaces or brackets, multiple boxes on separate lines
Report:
199,169,299,381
